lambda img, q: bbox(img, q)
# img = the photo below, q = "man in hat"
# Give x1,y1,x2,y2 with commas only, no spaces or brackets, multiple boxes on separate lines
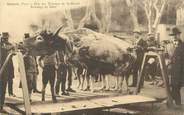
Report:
0,32,15,112
169,27,184,107
23,33,41,93
130,29,148,87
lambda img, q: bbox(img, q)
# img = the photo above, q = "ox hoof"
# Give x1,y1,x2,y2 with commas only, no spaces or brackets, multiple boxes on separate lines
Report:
100,87,106,90
105,88,110,91
118,90,123,93
127,89,133,94
91,89,97,93
84,87,90,91
114,87,119,91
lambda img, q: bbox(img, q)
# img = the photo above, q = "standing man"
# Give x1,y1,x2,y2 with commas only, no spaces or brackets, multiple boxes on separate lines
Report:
169,27,184,107
39,52,58,103
130,30,148,87
55,38,75,96
24,33,41,93
0,32,15,112
66,53,76,93
23,50,37,102
55,51,69,96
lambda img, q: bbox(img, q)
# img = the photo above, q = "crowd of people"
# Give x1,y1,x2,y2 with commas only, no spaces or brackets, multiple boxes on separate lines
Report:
0,27,184,113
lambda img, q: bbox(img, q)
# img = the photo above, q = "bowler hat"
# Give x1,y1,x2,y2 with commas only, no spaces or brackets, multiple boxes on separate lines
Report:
169,27,181,36
2,32,9,38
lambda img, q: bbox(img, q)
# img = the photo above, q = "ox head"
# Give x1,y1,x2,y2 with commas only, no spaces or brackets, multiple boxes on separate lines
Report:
23,25,73,56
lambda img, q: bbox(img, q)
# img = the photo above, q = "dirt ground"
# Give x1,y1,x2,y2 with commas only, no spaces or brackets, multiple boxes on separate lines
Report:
3,65,184,114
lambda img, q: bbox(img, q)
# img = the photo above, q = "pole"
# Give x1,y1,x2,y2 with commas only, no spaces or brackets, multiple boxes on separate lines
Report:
17,52,31,114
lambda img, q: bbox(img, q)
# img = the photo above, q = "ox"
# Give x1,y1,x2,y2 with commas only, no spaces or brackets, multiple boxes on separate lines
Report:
23,27,135,93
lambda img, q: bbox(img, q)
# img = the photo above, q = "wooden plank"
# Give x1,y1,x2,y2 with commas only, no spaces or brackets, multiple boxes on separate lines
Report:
17,52,32,114
90,95,156,107
14,95,156,114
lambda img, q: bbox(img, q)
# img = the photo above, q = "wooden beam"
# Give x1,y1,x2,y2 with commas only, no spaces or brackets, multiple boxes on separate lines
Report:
157,54,173,107
134,52,147,94
134,52,173,107
17,52,32,114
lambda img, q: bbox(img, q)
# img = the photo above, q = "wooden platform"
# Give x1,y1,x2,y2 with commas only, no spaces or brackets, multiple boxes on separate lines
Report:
5,93,156,114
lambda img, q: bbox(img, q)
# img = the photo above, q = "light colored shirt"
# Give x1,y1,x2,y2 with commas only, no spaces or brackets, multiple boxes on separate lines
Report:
42,52,58,66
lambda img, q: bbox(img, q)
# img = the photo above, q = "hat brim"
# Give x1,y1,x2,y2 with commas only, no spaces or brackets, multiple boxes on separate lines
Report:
1,37,9,39
133,32,141,34
169,32,181,36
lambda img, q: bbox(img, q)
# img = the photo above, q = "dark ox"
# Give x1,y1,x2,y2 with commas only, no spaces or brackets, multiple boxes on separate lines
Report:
78,46,136,92
23,25,73,56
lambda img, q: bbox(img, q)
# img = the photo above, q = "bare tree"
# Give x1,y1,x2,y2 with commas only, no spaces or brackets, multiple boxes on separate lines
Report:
143,0,153,34
125,0,140,31
63,4,74,32
152,0,168,29
143,0,168,34
78,0,102,32
100,0,112,33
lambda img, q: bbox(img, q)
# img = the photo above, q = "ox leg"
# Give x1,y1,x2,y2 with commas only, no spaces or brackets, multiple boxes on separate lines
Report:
105,75,110,91
81,74,85,90
84,73,90,91
82,69,87,90
115,76,119,90
100,75,106,90
41,84,47,101
125,74,130,94
90,75,95,92
119,76,123,92
77,74,81,89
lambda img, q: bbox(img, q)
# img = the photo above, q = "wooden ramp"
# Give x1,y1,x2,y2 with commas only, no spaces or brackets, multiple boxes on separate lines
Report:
6,95,156,114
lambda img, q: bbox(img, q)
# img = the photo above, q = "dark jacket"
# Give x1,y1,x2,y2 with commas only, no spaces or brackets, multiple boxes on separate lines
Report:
171,40,184,87
134,38,148,69
0,42,14,80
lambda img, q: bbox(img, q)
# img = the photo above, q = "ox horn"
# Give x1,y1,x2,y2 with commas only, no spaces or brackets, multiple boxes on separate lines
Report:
53,24,65,36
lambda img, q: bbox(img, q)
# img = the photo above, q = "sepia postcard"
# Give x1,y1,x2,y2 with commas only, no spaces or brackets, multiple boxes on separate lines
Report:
0,0,184,114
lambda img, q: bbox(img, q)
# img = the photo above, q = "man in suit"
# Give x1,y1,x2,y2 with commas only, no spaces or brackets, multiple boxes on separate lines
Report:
130,30,148,87
0,32,15,112
170,27,184,107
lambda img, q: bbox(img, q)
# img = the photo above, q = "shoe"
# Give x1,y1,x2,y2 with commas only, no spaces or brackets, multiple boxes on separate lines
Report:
52,98,57,103
33,90,42,93
42,98,45,101
129,84,136,87
66,88,76,93
55,93,61,97
61,92,70,96
0,108,7,113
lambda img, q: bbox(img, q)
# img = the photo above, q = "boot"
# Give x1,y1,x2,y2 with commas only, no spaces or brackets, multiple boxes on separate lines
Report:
52,96,57,103
42,90,45,101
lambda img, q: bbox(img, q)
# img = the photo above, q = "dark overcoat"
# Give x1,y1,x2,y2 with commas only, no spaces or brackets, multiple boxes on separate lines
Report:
171,40,184,87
